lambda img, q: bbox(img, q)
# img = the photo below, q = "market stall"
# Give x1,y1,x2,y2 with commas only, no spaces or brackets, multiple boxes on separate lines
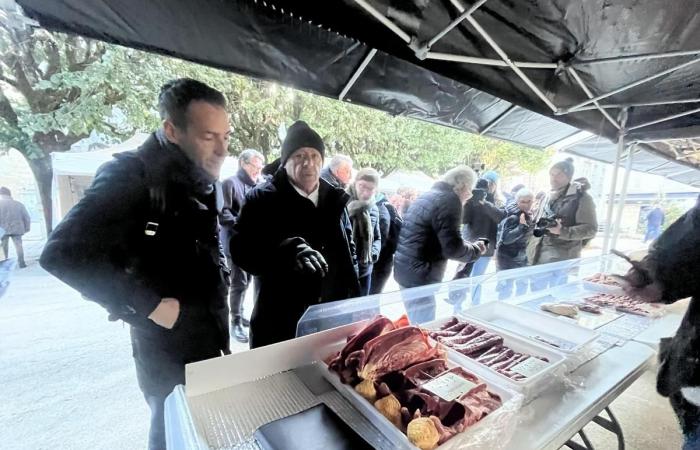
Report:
163,254,668,449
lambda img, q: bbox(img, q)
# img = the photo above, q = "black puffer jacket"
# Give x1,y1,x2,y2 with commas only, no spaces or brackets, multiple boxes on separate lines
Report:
219,167,257,256
40,132,230,352
230,169,360,348
394,182,482,287
496,209,533,270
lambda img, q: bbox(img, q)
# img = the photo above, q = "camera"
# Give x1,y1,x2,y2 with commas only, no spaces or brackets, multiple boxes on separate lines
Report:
471,188,487,202
532,216,559,238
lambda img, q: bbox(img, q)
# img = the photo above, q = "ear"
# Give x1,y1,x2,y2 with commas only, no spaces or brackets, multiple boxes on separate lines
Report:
163,120,180,145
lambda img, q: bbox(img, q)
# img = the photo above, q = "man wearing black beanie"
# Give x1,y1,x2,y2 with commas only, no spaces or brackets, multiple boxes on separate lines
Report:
230,121,360,348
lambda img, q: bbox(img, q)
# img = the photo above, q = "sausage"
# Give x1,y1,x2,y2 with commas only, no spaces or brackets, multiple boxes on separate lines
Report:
455,335,504,356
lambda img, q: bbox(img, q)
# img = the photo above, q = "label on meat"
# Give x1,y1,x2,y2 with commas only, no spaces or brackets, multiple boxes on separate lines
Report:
512,357,549,378
422,372,478,401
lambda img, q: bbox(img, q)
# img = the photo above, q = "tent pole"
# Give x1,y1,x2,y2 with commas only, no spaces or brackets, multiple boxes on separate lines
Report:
480,105,517,134
574,49,700,66
425,52,557,69
352,0,411,43
564,57,700,113
627,106,700,131
565,98,700,112
339,48,377,100
567,67,620,129
464,15,559,112
602,109,628,255
610,145,635,252
427,0,490,49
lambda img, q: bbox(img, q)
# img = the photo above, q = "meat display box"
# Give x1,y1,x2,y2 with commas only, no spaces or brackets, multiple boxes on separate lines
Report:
461,302,599,354
423,316,567,402
322,340,522,450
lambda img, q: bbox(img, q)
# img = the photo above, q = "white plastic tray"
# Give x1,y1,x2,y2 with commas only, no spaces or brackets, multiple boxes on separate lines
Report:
424,316,567,402
323,356,521,450
461,302,599,354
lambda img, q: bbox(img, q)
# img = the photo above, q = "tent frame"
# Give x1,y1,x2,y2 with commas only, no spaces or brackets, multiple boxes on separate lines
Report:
348,0,699,254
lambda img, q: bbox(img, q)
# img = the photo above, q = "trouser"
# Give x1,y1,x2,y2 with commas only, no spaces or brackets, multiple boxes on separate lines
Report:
131,315,222,450
497,278,529,300
370,256,393,295
670,391,700,449
468,256,492,305
358,273,372,297
226,255,251,323
1,234,25,267
400,287,436,325
530,269,568,292
645,226,661,243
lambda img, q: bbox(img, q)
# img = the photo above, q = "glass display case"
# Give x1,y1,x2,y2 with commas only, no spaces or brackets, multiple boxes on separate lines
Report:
297,254,632,338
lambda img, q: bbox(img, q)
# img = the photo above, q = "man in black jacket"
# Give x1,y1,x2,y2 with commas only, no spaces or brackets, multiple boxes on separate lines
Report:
40,79,231,450
220,148,265,343
347,168,382,296
230,121,360,348
394,165,485,324
618,202,700,448
495,188,534,299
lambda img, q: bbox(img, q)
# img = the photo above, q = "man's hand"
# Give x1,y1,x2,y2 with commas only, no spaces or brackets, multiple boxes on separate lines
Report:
548,219,563,236
295,245,329,277
475,241,487,254
148,297,181,329
519,213,527,226
616,268,664,303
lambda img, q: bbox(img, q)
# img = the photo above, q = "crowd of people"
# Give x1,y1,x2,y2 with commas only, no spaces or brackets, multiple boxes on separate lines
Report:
32,78,607,449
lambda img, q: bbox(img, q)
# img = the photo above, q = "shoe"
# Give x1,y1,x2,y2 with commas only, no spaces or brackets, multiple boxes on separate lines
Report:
232,323,249,344
241,317,250,327
19,263,27,269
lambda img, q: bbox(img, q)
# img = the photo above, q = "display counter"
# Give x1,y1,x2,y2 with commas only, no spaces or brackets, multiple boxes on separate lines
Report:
165,255,670,449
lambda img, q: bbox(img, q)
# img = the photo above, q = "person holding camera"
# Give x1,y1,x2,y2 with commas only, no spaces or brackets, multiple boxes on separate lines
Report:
527,158,597,290
495,188,535,299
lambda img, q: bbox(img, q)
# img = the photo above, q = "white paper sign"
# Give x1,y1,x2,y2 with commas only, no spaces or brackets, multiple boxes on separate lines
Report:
422,372,478,401
512,357,550,378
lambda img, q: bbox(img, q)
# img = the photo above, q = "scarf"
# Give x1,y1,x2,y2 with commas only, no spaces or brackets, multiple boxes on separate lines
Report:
347,185,374,266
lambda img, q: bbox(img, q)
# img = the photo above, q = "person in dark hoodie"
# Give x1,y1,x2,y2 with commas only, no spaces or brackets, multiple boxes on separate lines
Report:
39,79,231,450
347,168,382,296
456,177,507,303
219,148,265,343
616,201,700,449
230,121,360,348
495,188,534,299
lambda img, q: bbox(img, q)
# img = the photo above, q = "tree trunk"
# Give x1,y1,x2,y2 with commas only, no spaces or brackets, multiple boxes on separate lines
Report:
26,156,53,234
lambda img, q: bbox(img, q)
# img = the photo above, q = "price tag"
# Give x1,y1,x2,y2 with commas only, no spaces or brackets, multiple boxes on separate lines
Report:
422,372,478,401
512,357,550,378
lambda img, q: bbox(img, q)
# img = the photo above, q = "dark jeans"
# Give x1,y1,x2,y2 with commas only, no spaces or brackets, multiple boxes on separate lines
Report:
645,225,661,243
671,391,700,449
530,269,568,292
226,255,252,323
370,257,393,295
400,287,436,325
131,314,222,450
1,234,25,267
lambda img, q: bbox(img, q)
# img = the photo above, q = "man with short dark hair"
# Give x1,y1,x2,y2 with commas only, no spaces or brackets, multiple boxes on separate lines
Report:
220,148,265,343
230,121,360,348
40,78,231,450
0,187,31,268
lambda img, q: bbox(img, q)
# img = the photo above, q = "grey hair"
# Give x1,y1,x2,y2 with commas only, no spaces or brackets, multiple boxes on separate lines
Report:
441,165,476,191
238,148,264,165
329,154,353,171
515,188,534,200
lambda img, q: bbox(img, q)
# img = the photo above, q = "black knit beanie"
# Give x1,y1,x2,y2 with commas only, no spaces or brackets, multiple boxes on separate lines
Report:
280,121,325,167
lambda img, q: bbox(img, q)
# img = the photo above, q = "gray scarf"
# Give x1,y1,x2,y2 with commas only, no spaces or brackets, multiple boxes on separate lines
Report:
347,185,374,266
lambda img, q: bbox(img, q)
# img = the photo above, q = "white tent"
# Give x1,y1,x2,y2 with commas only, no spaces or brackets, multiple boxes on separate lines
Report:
380,170,436,194
51,133,240,223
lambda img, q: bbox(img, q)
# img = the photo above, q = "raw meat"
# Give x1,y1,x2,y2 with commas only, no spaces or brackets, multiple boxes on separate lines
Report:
540,302,578,318
359,327,442,381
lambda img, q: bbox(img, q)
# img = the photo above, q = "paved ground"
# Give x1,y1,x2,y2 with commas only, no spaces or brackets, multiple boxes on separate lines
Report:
0,237,683,449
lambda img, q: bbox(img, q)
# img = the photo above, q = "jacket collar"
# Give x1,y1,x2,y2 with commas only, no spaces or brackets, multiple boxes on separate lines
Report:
273,169,349,211
236,167,256,187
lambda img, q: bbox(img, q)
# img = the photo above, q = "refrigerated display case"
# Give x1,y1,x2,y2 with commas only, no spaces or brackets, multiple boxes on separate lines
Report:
164,255,668,450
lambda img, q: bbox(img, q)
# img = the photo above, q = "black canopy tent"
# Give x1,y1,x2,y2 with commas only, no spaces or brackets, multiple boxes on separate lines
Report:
12,0,700,251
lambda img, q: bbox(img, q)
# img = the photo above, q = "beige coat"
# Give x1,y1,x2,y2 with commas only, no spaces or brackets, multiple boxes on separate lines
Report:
527,182,597,265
